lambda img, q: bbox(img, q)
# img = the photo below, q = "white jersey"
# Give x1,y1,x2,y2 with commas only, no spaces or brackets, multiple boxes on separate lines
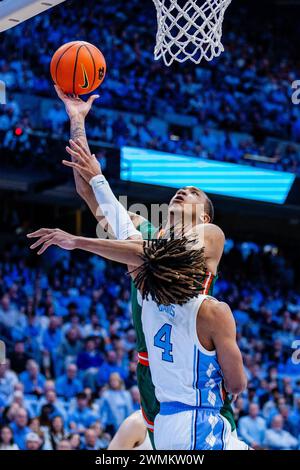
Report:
141,293,224,410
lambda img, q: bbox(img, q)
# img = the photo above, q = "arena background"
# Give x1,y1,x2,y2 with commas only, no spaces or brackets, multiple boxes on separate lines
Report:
0,0,300,451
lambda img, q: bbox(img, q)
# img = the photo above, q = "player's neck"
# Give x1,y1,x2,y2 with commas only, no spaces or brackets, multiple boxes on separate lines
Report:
164,212,199,236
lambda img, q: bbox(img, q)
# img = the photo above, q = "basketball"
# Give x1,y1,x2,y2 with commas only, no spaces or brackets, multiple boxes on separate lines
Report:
50,41,106,95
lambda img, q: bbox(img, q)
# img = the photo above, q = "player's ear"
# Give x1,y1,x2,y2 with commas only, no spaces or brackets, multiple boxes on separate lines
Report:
201,212,210,224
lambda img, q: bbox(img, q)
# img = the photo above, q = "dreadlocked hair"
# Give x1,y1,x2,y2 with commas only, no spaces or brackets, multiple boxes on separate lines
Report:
132,236,207,306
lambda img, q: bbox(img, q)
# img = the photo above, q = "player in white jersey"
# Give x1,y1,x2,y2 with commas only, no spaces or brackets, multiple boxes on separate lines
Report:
141,293,249,450
108,411,152,450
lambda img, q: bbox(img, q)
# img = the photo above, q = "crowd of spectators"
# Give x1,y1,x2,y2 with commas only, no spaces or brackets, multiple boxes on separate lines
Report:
0,238,299,450
1,1,300,174
1,103,300,176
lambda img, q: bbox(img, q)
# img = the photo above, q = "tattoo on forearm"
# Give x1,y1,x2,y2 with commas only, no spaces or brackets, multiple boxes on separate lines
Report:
70,118,87,142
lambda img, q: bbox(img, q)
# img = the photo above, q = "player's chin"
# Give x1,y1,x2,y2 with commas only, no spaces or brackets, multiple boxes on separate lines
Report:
169,200,184,208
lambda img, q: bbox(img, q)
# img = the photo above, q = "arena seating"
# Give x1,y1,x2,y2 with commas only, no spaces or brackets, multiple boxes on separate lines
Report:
0,240,299,449
0,1,300,175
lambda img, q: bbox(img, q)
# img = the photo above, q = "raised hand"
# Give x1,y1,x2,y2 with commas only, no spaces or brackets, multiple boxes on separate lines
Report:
27,228,77,255
63,138,101,183
54,85,99,119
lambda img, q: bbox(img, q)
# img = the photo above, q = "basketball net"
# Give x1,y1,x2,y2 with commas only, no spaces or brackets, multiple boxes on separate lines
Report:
152,0,232,66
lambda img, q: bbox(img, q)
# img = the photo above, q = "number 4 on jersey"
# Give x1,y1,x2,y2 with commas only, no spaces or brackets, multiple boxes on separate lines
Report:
154,323,174,363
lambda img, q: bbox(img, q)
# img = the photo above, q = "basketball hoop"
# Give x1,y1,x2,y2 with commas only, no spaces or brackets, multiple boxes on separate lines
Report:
152,0,232,66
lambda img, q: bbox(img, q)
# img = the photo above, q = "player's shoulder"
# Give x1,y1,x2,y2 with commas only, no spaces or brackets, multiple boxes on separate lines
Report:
122,410,145,430
194,223,225,241
202,298,232,321
204,223,225,241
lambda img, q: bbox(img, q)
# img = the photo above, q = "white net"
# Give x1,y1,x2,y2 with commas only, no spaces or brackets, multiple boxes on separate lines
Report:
152,0,232,66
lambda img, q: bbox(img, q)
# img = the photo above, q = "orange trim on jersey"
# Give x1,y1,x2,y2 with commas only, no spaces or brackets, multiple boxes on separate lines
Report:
138,352,149,366
141,407,154,431
203,272,213,294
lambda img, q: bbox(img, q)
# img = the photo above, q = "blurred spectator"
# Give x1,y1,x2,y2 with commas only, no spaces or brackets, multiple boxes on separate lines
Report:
100,373,133,434
45,416,67,450
25,432,42,450
56,364,83,399
20,360,46,396
82,428,99,450
0,425,19,450
97,350,128,387
77,338,103,371
68,392,97,433
68,433,81,450
37,389,66,421
130,386,141,411
263,415,298,450
56,439,72,450
59,328,82,365
9,342,31,374
0,364,17,405
10,408,31,450
238,403,266,449
90,421,110,450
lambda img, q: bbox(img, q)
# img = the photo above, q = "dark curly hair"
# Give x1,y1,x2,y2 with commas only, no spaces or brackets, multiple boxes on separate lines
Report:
132,232,207,306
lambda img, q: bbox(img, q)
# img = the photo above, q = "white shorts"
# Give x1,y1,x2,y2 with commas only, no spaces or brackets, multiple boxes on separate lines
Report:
154,405,249,450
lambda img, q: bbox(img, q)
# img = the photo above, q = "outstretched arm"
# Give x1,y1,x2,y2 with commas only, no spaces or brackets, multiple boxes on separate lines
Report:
27,228,144,269
63,139,142,241
54,86,110,228
55,85,146,231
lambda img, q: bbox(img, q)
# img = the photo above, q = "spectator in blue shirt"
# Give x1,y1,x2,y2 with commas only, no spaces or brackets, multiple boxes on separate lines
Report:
0,364,16,405
98,351,127,388
68,392,97,433
264,414,298,450
81,428,99,450
56,364,83,399
130,386,141,412
42,317,62,356
37,390,67,421
10,408,31,450
20,360,46,396
99,373,133,434
59,328,82,365
77,338,103,371
238,403,266,449
289,397,300,438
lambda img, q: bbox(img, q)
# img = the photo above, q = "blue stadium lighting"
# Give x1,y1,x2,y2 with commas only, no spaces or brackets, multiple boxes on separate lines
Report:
121,147,296,205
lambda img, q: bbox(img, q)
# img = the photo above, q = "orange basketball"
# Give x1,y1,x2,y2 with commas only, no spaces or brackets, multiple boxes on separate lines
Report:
50,41,106,95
